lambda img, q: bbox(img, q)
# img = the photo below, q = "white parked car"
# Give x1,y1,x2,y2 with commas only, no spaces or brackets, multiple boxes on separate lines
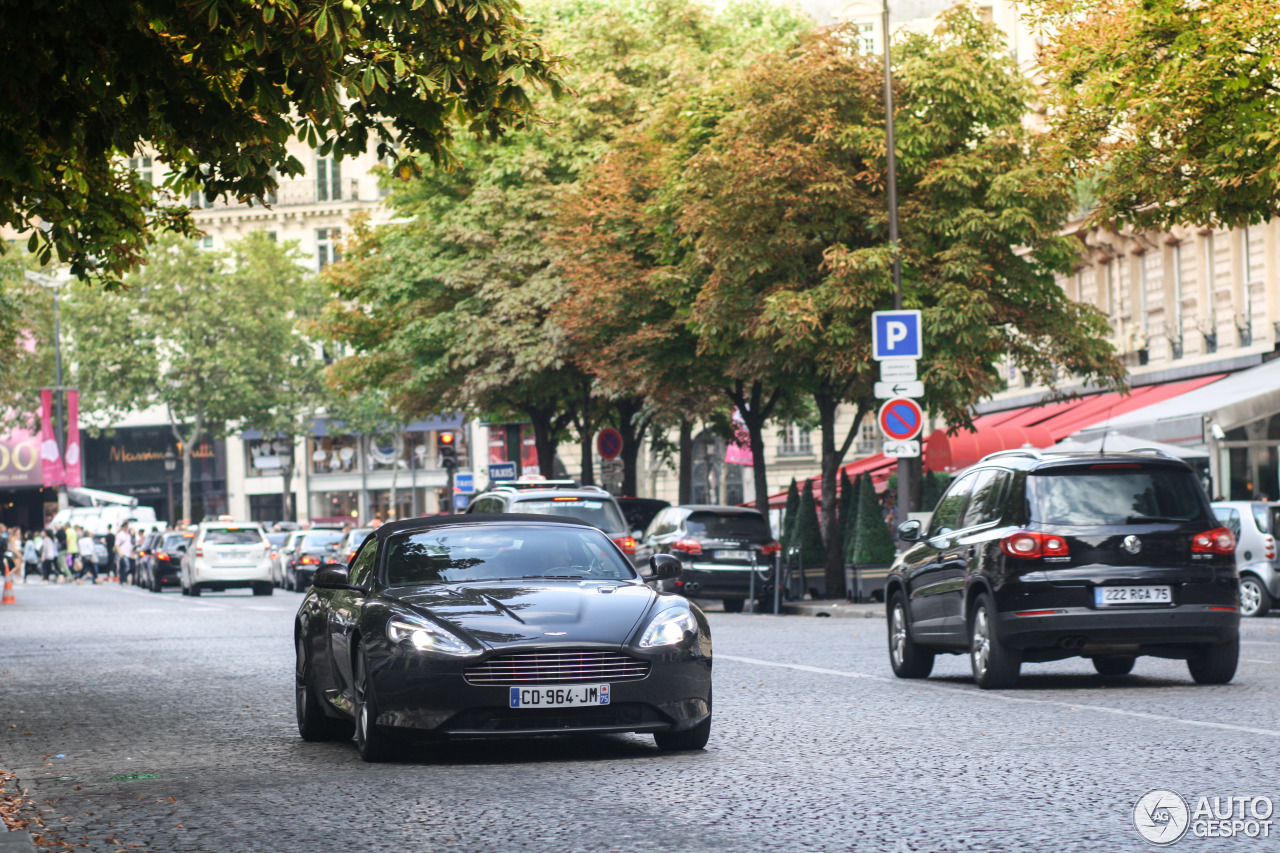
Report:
1212,500,1280,617
180,521,273,597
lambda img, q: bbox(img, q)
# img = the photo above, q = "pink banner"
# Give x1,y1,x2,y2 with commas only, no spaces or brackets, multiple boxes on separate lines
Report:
39,389,65,488
724,409,753,466
64,390,81,489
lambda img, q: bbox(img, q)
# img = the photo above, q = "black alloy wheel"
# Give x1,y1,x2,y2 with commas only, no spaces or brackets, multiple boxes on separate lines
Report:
1239,575,1271,618
189,582,201,597
1187,637,1239,685
887,592,935,679
653,686,711,751
295,638,355,742
150,574,162,593
969,592,1020,689
1092,656,1136,676
353,644,396,762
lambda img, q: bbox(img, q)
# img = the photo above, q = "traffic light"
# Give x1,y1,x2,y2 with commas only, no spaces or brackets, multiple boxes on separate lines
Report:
438,432,458,472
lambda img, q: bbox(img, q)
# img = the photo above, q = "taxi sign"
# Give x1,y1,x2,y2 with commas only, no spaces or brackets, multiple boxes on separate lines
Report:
878,397,924,442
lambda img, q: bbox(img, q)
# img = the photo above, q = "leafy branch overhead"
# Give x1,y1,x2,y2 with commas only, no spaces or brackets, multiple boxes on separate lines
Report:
0,0,566,282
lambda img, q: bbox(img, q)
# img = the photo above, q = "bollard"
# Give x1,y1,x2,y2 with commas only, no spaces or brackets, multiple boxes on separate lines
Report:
2,567,15,604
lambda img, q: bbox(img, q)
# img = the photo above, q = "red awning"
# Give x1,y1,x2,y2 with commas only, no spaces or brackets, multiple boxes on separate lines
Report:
754,373,1227,508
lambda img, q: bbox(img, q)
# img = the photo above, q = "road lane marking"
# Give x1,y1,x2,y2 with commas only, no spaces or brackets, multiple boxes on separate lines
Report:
244,606,286,612
1243,659,1273,664
719,654,1280,738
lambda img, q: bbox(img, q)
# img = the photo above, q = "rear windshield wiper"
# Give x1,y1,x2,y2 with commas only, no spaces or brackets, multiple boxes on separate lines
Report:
1125,515,1187,524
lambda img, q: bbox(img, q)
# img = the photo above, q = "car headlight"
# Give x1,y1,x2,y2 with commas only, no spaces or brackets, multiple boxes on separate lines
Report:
386,615,477,656
638,606,698,648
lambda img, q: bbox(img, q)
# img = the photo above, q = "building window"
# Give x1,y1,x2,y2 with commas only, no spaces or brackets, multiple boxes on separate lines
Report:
128,156,153,185
308,434,358,474
855,422,878,456
854,22,875,55
366,433,409,472
316,228,341,270
246,437,292,477
316,156,342,202
778,423,813,457
195,234,214,250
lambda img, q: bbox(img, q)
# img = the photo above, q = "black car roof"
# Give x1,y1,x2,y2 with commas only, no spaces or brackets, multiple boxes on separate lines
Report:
972,449,1194,473
675,504,766,515
368,513,595,543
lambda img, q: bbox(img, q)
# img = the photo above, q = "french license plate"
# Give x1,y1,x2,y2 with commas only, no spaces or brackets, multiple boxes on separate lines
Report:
509,684,610,708
1095,585,1172,606
717,550,749,561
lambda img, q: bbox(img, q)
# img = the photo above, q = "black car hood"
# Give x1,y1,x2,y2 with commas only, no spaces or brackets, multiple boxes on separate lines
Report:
395,581,659,649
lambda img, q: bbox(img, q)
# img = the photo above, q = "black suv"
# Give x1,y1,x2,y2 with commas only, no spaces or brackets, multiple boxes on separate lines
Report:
465,481,636,559
885,449,1240,689
636,505,779,613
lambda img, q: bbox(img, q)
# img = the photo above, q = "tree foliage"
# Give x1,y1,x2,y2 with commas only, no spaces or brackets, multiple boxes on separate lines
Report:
1,0,565,282
66,233,315,520
1033,0,1280,230
791,478,825,570
851,472,894,566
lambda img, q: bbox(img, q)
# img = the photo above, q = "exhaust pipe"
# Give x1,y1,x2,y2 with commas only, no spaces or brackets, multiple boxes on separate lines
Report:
1058,636,1088,649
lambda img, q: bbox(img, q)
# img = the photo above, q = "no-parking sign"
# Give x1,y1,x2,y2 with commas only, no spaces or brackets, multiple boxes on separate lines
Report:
878,397,924,442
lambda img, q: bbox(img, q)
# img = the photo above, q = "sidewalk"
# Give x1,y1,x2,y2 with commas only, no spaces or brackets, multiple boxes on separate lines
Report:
778,600,885,619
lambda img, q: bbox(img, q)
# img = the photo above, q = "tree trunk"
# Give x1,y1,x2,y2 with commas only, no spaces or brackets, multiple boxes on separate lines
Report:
577,378,595,486
725,381,781,536
172,412,203,525
280,435,295,522
678,417,694,504
612,396,649,497
816,390,869,600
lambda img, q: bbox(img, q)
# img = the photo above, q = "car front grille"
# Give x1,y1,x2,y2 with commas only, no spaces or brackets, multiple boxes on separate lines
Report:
464,649,650,685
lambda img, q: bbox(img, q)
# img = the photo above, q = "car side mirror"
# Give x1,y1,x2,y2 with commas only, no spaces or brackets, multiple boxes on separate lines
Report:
897,519,922,543
649,553,683,581
313,563,362,591
631,530,644,540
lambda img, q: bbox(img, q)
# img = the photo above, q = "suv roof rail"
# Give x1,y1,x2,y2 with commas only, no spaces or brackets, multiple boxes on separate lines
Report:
489,479,582,492
980,447,1045,463
1124,447,1176,459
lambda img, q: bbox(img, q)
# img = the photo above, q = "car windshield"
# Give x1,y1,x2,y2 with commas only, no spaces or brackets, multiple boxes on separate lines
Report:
1030,468,1205,525
301,532,343,551
511,498,628,533
161,533,193,550
685,512,770,540
203,529,265,545
266,533,288,546
384,525,637,586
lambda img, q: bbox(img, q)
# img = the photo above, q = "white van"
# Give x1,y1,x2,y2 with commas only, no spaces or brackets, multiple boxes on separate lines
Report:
51,505,159,536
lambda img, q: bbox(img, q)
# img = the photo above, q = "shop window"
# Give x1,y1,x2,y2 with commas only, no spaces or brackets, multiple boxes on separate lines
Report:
309,435,359,475
366,434,409,472
778,423,813,457
246,437,293,477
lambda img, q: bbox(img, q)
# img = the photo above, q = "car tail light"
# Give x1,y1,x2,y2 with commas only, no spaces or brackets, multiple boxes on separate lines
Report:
1191,527,1236,555
1266,536,1275,560
157,553,170,562
760,540,781,556
195,548,203,558
671,538,703,556
300,555,320,565
1000,531,1069,560
612,536,637,555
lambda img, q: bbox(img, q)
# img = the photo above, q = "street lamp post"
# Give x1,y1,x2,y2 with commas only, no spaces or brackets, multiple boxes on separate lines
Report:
24,270,69,510
163,446,177,526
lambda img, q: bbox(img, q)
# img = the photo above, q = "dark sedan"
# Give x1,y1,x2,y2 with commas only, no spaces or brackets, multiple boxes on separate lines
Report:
294,514,713,762
285,530,344,591
141,531,194,592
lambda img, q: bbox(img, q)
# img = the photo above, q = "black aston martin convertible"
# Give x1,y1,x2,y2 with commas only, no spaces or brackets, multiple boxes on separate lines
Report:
294,514,713,762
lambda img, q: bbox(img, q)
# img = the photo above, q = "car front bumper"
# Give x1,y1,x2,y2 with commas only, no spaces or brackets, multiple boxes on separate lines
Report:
367,645,712,737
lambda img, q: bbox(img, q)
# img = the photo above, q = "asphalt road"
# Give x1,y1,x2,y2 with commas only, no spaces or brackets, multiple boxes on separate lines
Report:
1,582,1278,852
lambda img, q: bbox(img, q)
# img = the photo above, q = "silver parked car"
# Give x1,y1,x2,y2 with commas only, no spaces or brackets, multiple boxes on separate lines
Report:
1212,501,1280,617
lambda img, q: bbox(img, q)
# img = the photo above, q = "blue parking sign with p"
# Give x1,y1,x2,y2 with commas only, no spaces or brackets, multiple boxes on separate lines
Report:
872,310,923,361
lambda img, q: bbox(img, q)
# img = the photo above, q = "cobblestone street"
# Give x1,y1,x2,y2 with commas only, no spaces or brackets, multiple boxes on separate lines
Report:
1,583,1278,852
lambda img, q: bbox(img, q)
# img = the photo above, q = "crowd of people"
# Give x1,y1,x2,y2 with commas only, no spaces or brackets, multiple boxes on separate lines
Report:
0,521,138,585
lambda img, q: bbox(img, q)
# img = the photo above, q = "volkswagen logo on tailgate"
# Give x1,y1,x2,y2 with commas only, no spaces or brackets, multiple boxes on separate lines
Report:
1122,534,1142,555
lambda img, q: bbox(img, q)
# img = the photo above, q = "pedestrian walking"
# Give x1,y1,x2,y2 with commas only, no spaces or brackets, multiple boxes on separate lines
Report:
77,528,98,584
22,532,38,583
64,523,80,577
39,529,58,582
103,524,117,582
116,524,134,585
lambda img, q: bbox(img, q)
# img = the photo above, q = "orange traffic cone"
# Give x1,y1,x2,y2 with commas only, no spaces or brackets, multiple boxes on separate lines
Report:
2,568,15,605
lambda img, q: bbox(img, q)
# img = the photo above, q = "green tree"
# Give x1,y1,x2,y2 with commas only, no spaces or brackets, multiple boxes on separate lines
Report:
791,479,825,576
1033,0,1280,230
851,472,895,566
1,0,565,283
0,256,59,431
921,469,949,513
670,13,1124,596
67,233,315,521
838,469,857,562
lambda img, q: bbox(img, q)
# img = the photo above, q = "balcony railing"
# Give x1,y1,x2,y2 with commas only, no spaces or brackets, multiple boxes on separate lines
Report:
190,178,363,210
